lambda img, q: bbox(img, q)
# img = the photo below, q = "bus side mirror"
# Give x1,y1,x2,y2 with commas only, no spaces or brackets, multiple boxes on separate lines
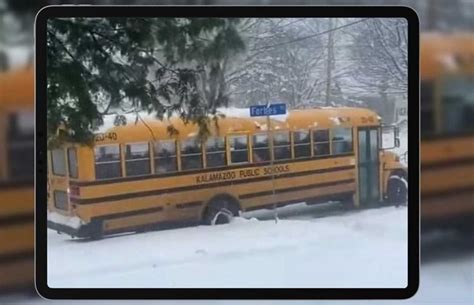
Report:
394,126,400,147
381,125,399,150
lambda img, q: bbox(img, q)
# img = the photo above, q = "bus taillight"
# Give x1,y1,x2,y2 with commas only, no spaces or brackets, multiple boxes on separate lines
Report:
69,185,80,197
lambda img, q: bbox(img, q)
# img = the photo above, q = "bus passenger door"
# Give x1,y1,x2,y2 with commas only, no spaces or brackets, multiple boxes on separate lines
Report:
357,128,380,206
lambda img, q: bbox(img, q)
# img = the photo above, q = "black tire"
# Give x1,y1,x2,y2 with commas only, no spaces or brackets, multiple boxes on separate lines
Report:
454,217,474,237
340,194,356,210
88,219,104,240
387,175,407,206
203,197,240,226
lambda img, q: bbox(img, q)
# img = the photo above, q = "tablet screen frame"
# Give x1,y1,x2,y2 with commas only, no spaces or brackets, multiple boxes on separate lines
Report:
35,5,419,299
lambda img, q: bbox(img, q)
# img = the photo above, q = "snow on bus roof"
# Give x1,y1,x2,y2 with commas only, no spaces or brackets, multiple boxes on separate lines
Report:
97,111,157,134
216,106,288,122
96,107,289,134
95,106,378,136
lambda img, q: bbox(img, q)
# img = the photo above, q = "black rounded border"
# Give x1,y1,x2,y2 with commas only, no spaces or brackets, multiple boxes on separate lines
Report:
35,5,420,300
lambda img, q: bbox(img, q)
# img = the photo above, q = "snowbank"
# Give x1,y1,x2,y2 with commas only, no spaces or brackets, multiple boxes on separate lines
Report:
47,206,407,289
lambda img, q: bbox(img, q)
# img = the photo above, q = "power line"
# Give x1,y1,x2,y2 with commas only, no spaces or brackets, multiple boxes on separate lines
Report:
252,18,370,52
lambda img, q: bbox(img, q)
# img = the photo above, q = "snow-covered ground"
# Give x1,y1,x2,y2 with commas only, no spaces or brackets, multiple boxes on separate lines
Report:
6,253,473,304
47,205,407,289
7,221,473,304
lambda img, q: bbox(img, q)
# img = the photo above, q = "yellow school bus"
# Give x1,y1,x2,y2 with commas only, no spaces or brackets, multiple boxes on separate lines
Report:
47,107,407,239
420,33,474,229
0,66,34,292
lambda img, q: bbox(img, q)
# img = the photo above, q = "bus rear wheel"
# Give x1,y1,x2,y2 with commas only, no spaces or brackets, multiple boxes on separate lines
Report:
203,197,240,226
88,219,104,240
387,175,407,207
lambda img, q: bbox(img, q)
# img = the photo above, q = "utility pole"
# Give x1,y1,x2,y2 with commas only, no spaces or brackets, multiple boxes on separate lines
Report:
325,18,334,106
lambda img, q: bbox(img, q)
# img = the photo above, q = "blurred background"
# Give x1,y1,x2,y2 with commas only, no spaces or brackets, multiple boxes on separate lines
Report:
0,0,472,304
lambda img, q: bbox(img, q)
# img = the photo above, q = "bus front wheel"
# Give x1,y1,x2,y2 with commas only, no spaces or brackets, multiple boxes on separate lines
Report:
387,175,407,207
203,197,240,226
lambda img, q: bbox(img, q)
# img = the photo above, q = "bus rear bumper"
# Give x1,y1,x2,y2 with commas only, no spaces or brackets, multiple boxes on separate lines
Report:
47,211,89,238
47,220,91,238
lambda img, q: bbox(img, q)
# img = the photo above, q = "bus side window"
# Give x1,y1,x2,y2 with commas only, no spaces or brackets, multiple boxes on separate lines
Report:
421,80,434,137
331,128,353,155
51,148,67,176
53,190,68,211
125,143,151,177
181,137,202,171
67,147,78,179
252,133,270,163
293,130,311,158
205,136,226,168
313,129,330,156
273,131,291,160
7,111,34,179
440,76,474,135
153,140,177,173
229,135,248,164
94,145,122,179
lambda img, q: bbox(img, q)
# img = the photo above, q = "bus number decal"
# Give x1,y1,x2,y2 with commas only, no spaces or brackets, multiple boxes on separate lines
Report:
95,132,118,142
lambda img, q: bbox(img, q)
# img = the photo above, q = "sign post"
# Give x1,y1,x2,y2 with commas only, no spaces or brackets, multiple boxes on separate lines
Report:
250,103,287,224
